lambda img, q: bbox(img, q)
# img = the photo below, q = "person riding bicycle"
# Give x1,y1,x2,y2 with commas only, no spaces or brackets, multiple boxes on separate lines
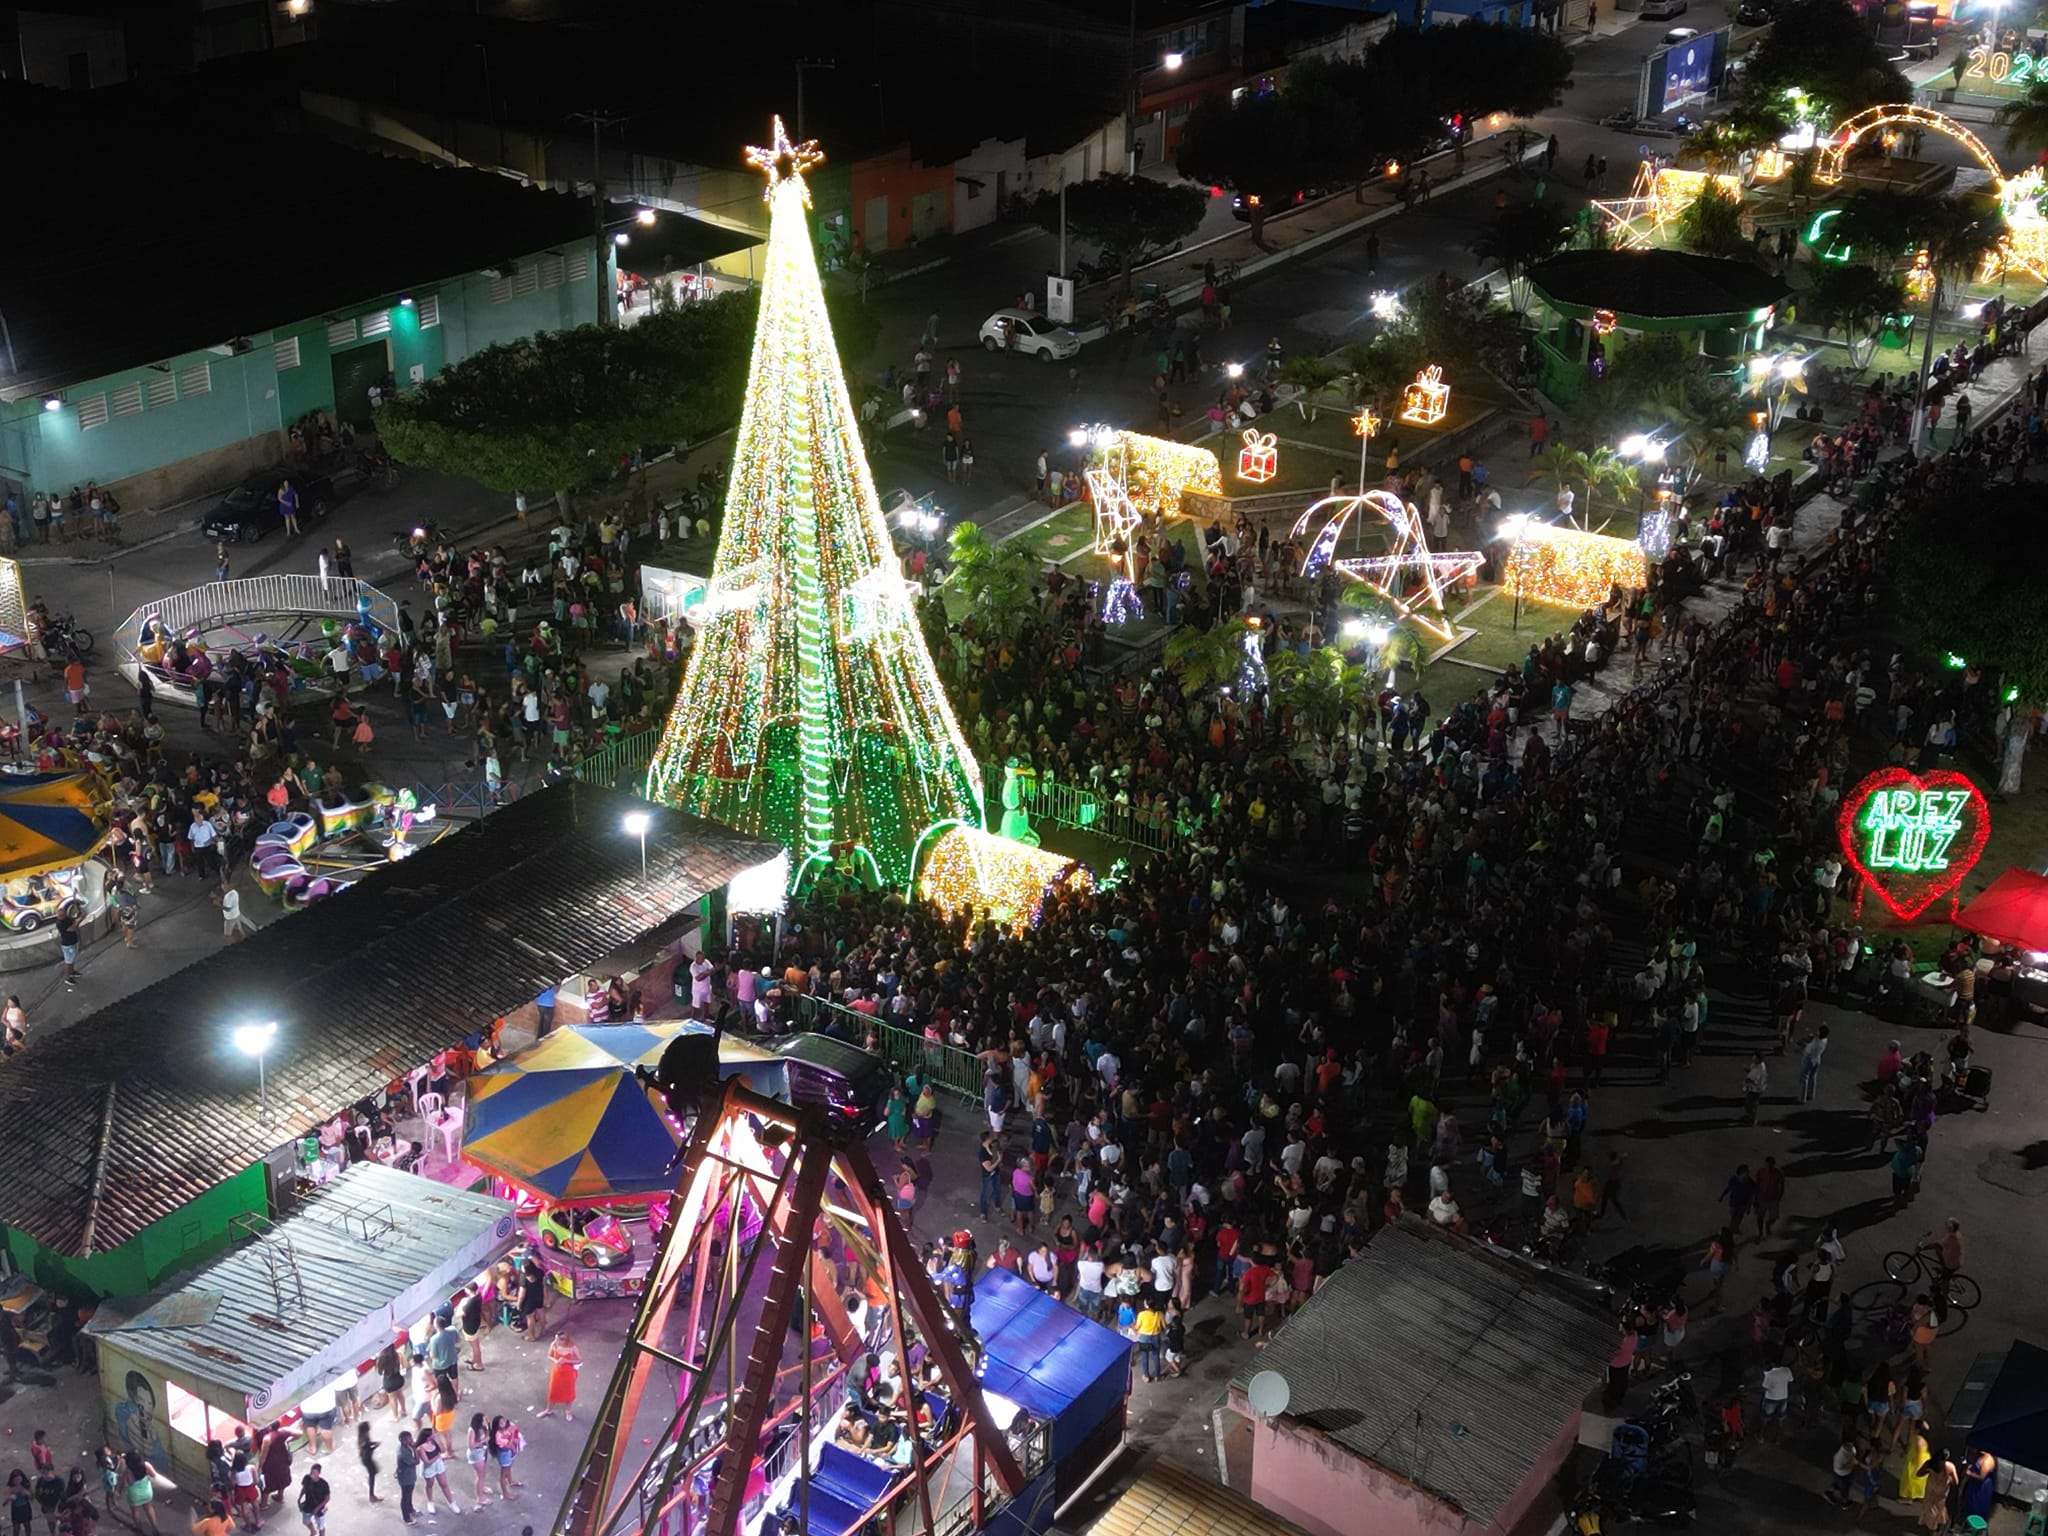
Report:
1933,1219,1964,1277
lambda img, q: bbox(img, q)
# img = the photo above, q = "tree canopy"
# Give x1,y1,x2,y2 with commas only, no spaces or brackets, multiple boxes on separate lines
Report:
1741,0,1909,117
1019,173,1207,282
1898,484,2048,711
1368,22,1574,124
379,289,876,498
1177,26,1571,238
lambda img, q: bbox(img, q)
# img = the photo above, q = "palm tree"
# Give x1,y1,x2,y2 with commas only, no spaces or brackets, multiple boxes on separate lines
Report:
1535,445,1636,531
1673,384,1751,480
1471,201,1573,313
1164,620,1255,696
1805,263,1909,369
1906,192,2008,450
1781,148,1822,217
943,521,1044,645
1995,79,2048,158
1278,356,1342,420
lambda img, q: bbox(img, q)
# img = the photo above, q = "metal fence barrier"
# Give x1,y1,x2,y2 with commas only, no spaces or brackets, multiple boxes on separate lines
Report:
787,994,986,1104
1007,768,1180,855
571,727,661,793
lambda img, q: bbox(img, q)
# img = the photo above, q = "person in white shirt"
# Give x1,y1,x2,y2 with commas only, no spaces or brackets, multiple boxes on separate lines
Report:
1760,1362,1793,1435
1148,1247,1177,1293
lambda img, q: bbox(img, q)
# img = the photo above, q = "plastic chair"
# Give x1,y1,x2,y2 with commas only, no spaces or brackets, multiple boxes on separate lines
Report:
2026,1491,2047,1536
416,1091,445,1121
434,1105,464,1164
407,1064,433,1109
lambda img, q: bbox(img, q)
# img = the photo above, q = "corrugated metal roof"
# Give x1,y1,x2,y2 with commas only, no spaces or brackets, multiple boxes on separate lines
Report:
1231,1221,1615,1525
90,1163,517,1416
1091,1461,1310,1536
0,784,782,1258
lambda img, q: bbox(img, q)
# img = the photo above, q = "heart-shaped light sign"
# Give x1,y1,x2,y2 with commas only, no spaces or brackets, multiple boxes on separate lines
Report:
1836,767,1991,923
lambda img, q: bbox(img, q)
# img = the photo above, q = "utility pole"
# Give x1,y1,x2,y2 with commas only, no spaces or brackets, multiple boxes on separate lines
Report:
795,57,836,142
569,110,627,326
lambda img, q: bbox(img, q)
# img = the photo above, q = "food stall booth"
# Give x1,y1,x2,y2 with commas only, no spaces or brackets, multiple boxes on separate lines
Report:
84,1164,516,1491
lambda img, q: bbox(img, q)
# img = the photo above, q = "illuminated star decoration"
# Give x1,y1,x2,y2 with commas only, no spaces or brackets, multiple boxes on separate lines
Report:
745,115,824,203
1352,407,1381,440
1292,489,1483,644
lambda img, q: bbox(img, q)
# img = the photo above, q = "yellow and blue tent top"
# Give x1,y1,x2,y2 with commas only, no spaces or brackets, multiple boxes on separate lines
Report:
462,1024,783,1203
0,767,115,882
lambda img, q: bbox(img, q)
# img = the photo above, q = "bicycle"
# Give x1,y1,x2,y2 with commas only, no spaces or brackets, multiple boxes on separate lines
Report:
1884,1244,1980,1308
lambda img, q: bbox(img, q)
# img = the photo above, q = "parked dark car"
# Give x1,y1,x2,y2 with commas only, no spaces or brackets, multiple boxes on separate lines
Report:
1735,0,1777,22
203,469,335,542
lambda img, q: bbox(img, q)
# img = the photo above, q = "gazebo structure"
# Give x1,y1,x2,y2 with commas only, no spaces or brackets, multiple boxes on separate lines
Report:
1525,249,1791,404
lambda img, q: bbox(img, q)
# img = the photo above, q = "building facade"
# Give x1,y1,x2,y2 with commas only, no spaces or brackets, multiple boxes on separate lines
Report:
1,241,606,510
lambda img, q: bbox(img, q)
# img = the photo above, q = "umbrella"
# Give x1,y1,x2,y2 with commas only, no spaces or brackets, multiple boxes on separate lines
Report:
0,768,115,881
462,1024,782,1203
1955,869,2048,953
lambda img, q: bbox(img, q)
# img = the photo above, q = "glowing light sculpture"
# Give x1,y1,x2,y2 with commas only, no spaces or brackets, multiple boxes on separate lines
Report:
1292,490,1482,643
918,823,1094,933
1501,522,1650,611
1399,365,1451,427
1837,767,1990,922
1085,430,1224,579
1237,429,1278,483
645,118,984,894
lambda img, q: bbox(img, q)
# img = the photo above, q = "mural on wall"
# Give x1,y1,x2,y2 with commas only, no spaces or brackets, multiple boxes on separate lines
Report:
114,1368,168,1466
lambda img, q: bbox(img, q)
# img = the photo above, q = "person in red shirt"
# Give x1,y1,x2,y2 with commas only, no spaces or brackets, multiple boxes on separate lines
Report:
1584,1018,1611,1087
1212,1220,1239,1292
1237,1258,1271,1341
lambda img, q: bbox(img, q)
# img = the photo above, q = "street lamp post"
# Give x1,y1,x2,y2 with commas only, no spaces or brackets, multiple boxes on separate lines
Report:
1500,513,1530,633
1125,1,1183,174
1352,406,1381,493
234,1021,279,1124
623,810,652,877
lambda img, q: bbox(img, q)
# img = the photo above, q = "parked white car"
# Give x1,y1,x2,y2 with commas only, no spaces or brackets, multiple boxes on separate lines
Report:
978,309,1081,361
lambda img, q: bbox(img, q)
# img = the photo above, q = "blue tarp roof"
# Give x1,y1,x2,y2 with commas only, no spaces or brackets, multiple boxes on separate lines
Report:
1969,1340,2048,1467
970,1267,1131,1458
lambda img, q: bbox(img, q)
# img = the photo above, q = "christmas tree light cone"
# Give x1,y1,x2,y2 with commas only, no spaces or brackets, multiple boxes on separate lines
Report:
645,119,984,891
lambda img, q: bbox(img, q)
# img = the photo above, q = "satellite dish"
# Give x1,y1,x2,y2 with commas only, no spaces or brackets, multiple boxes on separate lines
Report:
1246,1370,1292,1419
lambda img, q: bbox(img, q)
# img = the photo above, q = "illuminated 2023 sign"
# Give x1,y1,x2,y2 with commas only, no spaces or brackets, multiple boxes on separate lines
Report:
1836,767,1991,922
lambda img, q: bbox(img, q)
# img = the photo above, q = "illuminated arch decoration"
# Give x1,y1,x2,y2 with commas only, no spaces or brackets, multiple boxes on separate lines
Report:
1837,767,1991,923
1817,104,2002,185
1816,105,2048,280
1291,490,1483,644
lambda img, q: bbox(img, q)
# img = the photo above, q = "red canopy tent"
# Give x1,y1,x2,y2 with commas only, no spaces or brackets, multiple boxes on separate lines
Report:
1954,868,2048,951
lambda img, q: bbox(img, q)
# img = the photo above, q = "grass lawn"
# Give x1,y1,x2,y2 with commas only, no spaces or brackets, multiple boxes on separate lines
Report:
1439,584,1581,672
1271,389,1501,458
1009,503,1097,564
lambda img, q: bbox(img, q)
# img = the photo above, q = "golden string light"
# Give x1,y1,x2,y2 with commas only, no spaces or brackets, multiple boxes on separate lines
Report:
1501,522,1649,611
919,824,1094,933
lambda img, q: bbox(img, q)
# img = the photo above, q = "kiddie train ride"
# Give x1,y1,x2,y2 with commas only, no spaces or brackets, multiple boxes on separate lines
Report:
250,784,444,909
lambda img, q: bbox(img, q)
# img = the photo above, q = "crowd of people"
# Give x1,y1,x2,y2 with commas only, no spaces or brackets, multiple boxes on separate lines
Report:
699,408,2037,1521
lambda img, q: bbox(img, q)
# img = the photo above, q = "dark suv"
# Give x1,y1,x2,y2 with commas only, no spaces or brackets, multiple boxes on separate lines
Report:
203,469,335,542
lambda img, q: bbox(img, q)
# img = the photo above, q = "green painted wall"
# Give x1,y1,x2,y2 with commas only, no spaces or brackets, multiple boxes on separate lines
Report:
1,1163,266,1301
0,240,604,502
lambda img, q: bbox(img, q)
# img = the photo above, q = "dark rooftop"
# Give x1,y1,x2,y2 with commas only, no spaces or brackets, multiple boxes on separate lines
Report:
1526,248,1792,321
0,83,595,401
0,783,782,1257
1232,1220,1615,1524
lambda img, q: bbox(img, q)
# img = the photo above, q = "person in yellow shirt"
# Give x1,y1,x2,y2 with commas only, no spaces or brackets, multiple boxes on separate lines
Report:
1132,1297,1167,1383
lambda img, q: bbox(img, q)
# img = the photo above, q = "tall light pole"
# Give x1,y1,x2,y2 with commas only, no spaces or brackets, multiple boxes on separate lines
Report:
570,110,627,326
1352,406,1381,492
234,1021,279,1124
623,810,651,877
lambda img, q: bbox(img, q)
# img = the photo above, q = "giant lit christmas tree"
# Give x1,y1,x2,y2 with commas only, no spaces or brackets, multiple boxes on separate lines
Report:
646,120,984,892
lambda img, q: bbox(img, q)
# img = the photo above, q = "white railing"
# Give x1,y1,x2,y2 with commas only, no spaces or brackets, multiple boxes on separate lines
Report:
115,576,401,659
